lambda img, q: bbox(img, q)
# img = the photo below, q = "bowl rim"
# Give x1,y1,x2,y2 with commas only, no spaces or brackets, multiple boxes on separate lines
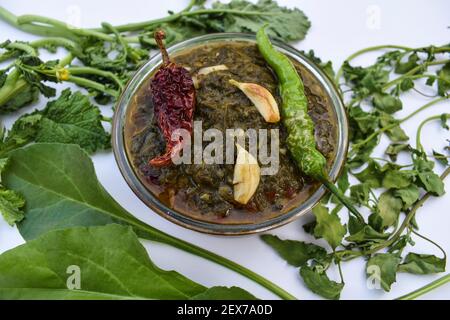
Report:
112,32,349,235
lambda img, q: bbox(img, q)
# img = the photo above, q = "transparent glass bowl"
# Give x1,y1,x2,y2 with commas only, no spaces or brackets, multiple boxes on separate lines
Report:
112,33,348,235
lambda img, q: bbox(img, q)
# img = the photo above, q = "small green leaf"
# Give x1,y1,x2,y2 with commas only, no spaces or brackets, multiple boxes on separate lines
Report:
377,191,403,228
394,52,419,74
440,113,449,130
432,150,448,166
353,160,383,188
379,112,409,142
312,204,346,249
398,253,446,275
299,266,344,300
373,93,403,114
345,225,389,243
350,183,370,206
261,234,326,267
382,170,415,189
417,171,445,196
0,188,25,226
437,62,450,97
366,253,401,291
385,143,410,162
394,184,420,210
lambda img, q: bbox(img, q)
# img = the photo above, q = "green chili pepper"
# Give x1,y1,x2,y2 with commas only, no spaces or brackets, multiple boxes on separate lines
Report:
256,26,364,222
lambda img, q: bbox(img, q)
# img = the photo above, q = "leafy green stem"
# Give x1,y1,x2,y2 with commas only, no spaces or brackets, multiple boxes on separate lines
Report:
395,274,450,300
350,97,448,155
93,8,277,33
321,178,365,223
68,67,124,90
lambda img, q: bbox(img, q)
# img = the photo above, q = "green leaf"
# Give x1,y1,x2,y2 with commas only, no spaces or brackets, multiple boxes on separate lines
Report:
394,53,419,74
417,171,445,196
0,89,110,156
0,188,25,226
261,234,327,267
398,253,446,275
210,0,311,42
366,253,401,291
299,266,343,300
350,183,370,206
379,112,408,142
31,89,110,153
1,143,153,240
437,62,450,97
372,93,403,114
353,160,383,188
0,81,39,114
440,113,449,130
377,191,403,228
432,150,448,166
312,204,346,249
394,184,420,210
0,224,254,299
382,170,415,189
385,143,410,161
345,225,389,243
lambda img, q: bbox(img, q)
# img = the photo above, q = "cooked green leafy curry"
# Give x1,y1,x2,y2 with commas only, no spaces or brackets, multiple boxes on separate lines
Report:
125,42,337,224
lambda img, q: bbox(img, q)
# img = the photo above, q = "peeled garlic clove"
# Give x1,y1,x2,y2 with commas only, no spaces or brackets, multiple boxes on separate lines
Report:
193,65,229,88
233,143,261,205
197,64,228,76
229,79,280,123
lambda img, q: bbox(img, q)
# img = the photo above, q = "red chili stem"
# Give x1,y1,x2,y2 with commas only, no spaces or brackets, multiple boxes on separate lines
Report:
154,29,170,65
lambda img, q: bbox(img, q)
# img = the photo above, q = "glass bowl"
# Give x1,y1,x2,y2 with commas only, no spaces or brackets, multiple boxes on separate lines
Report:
112,33,348,235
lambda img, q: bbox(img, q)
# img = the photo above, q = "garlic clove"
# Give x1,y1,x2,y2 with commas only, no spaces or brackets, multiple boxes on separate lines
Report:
193,65,229,88
229,79,280,123
233,143,261,205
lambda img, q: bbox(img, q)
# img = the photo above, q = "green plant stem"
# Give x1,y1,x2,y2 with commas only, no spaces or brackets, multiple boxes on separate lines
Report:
336,166,450,260
67,75,119,98
321,178,365,223
0,7,78,39
68,67,124,90
395,274,450,300
92,8,276,33
335,45,450,84
416,114,448,152
16,14,115,42
382,59,450,90
350,97,448,155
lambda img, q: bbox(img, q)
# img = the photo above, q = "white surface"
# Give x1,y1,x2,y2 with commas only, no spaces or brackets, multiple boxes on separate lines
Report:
0,0,449,300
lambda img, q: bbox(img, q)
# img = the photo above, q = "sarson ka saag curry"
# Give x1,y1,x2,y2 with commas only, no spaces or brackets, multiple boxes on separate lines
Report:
124,30,338,225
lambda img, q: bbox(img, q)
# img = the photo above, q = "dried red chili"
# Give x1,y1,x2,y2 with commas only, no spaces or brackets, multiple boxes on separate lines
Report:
149,30,196,167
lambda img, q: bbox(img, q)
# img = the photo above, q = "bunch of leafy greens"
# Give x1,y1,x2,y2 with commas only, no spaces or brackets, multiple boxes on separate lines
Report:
0,0,311,110
262,45,450,299
0,143,295,300
0,223,256,299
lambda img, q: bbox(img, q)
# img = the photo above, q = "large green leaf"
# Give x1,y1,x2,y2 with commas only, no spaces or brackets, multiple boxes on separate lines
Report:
2,143,152,240
0,224,255,300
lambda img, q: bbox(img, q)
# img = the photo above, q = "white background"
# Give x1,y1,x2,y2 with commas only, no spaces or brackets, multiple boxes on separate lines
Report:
0,0,449,300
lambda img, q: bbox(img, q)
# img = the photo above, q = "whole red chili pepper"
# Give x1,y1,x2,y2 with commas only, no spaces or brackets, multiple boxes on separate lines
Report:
149,30,196,167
